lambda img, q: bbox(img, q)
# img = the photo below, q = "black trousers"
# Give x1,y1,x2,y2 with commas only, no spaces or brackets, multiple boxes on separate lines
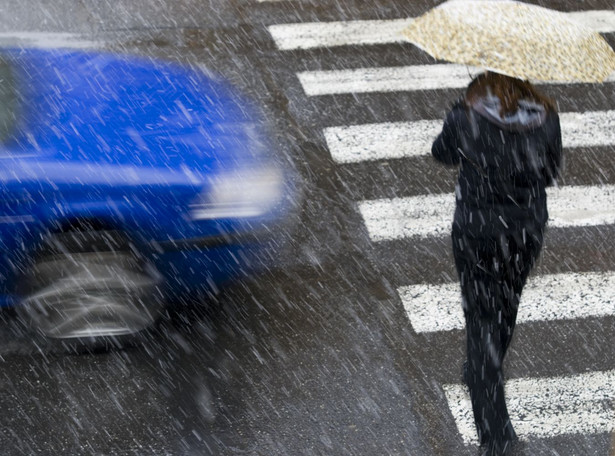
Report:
452,228,543,447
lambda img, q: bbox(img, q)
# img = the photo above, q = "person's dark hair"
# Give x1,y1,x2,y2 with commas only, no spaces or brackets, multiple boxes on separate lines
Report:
465,71,556,116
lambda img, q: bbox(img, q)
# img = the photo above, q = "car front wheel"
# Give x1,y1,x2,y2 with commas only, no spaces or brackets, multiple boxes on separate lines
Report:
16,229,164,348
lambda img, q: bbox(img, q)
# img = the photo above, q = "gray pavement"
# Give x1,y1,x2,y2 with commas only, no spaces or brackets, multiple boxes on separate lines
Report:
0,1,614,455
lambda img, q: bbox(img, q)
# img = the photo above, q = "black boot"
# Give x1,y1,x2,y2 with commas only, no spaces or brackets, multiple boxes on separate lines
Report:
480,425,518,456
480,439,512,456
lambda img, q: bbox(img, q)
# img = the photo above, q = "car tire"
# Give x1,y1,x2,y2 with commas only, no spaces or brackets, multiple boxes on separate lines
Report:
16,229,164,352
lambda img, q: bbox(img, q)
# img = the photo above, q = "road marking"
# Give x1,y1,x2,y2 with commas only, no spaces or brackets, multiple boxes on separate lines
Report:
269,18,414,50
325,119,440,163
299,63,475,96
269,11,615,50
265,6,615,449
298,64,615,96
400,271,615,333
358,184,615,242
324,110,615,164
265,7,615,450
444,369,615,445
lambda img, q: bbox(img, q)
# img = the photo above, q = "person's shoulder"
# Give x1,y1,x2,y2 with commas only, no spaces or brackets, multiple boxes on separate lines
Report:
451,98,467,112
444,99,471,128
445,99,467,118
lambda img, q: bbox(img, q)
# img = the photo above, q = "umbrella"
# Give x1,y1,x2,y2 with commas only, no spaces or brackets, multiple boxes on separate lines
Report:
402,0,615,83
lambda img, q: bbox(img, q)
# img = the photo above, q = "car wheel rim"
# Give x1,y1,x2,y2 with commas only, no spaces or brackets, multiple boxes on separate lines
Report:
18,250,163,339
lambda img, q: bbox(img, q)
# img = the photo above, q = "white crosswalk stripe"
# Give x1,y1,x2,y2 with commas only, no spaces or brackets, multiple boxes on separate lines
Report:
269,18,414,50
269,11,615,50
400,271,615,333
445,369,615,444
324,110,615,164
298,64,615,96
299,63,480,96
264,2,615,447
359,184,615,242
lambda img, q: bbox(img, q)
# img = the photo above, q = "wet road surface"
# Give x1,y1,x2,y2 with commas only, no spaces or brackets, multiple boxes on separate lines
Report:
1,1,615,455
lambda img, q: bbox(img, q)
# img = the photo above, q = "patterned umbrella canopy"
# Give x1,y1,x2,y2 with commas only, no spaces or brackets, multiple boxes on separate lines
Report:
402,0,615,83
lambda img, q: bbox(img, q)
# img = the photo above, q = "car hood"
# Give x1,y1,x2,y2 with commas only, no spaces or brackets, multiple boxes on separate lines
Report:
0,48,270,175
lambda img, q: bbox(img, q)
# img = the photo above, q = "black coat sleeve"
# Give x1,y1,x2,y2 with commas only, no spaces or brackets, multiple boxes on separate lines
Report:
431,105,464,166
544,110,563,186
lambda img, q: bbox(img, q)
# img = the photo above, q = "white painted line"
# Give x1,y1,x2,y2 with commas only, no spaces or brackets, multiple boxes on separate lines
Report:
360,192,455,240
400,271,615,333
358,184,615,242
324,110,615,163
298,63,475,96
324,120,440,163
268,18,414,50
444,369,615,445
560,110,615,148
298,64,615,96
270,11,615,50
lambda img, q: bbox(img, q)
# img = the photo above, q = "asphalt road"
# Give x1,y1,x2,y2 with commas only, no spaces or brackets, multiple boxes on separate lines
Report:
1,1,615,455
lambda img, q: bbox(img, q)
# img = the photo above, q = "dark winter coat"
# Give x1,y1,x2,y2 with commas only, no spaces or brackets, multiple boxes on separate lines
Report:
432,96,563,238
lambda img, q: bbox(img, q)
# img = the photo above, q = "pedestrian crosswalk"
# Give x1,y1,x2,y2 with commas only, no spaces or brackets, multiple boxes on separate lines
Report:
445,369,615,444
360,184,615,241
269,11,615,50
325,110,615,163
269,17,415,50
263,3,615,449
298,63,615,96
401,271,615,333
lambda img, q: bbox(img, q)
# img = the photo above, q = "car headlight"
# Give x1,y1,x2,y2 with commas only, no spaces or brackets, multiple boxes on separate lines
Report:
189,166,284,220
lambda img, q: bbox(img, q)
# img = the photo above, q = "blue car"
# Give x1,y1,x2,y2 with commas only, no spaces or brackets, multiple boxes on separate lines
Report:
0,48,298,346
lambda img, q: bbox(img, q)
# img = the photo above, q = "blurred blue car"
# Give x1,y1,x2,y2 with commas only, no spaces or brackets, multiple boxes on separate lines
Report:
0,48,298,345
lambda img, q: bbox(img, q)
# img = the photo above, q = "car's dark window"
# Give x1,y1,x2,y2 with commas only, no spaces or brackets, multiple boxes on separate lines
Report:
0,57,17,144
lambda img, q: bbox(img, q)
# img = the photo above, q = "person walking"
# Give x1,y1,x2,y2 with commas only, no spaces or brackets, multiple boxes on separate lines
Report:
431,71,563,456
